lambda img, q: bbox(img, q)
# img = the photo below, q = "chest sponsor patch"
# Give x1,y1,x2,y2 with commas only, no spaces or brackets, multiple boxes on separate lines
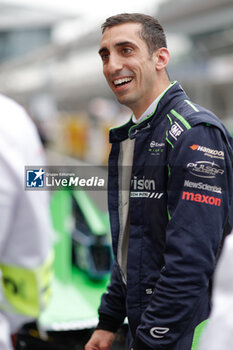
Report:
131,176,156,191
148,141,165,155
184,180,222,194
169,121,184,141
182,191,221,206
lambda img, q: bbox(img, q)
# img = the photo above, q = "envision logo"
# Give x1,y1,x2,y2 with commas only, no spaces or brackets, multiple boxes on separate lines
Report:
148,141,165,155
150,141,165,148
131,176,156,191
182,191,221,206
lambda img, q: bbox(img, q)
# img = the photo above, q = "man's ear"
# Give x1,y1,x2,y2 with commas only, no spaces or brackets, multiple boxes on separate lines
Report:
153,48,170,71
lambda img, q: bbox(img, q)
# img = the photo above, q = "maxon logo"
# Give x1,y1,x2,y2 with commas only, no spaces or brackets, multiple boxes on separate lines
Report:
182,191,221,207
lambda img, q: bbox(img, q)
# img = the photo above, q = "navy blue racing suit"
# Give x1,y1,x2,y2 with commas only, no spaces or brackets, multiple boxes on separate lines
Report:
97,82,233,350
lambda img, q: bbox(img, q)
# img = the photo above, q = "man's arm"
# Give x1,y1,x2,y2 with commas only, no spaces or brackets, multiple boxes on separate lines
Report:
85,263,127,349
85,329,115,350
97,262,127,331
0,313,14,350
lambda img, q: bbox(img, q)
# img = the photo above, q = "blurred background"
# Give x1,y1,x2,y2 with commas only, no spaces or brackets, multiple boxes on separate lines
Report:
1,0,233,348
0,0,232,165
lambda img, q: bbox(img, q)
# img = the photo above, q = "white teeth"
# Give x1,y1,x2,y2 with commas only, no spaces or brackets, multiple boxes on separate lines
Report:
113,77,132,86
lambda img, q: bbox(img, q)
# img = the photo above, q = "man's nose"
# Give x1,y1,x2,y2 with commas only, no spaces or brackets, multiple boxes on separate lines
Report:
107,54,123,74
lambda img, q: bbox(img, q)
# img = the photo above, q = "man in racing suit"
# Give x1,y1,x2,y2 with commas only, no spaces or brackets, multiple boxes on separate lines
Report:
85,13,233,350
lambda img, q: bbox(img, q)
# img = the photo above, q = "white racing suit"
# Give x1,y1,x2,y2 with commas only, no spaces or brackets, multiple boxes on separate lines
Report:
0,94,53,350
198,229,233,350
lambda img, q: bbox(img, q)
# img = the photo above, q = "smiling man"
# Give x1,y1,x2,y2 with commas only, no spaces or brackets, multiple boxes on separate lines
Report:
98,18,170,118
85,13,233,350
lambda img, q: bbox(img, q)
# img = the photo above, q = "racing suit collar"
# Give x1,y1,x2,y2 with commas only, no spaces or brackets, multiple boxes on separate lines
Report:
109,81,188,143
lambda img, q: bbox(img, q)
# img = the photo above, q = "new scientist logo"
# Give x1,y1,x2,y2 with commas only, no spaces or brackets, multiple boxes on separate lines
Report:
25,168,105,190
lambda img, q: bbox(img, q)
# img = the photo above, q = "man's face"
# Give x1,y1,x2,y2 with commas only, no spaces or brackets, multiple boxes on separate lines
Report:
99,23,159,117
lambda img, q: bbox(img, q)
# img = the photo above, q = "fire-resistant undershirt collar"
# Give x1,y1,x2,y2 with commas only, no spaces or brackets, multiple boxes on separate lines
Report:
132,84,172,124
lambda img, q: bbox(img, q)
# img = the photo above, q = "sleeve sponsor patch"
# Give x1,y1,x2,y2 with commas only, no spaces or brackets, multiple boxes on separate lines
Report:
186,161,224,179
189,144,224,160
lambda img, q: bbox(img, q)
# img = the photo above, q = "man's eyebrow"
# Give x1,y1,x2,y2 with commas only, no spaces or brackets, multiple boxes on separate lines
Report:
115,41,135,48
98,47,108,55
98,41,136,55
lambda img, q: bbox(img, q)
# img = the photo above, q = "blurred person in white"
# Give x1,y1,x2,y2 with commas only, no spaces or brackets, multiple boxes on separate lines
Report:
198,229,233,350
0,94,53,350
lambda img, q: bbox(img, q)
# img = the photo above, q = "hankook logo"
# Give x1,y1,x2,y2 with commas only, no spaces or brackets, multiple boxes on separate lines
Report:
189,144,224,159
187,161,224,178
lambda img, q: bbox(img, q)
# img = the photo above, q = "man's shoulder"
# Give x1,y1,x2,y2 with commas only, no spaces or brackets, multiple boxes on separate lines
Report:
168,96,231,135
0,93,25,115
0,94,39,142
164,99,232,151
